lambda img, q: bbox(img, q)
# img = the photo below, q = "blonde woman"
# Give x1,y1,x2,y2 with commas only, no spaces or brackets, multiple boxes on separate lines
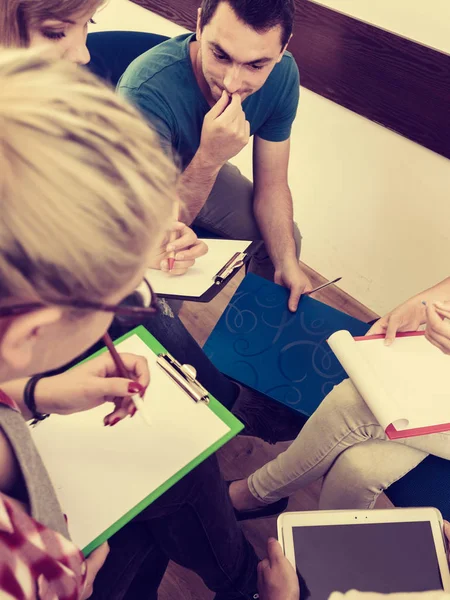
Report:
0,0,208,276
0,49,259,599
0,0,292,442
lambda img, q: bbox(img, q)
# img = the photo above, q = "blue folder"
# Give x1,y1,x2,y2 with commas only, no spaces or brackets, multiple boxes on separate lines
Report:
204,274,370,417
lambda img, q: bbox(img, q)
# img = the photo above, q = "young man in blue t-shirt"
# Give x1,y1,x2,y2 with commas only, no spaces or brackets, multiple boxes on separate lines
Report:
119,0,313,311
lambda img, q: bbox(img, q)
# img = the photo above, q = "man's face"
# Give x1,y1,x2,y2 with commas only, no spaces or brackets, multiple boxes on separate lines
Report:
197,2,287,102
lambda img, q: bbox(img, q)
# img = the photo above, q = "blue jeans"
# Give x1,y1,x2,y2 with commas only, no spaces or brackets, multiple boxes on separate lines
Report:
91,455,259,600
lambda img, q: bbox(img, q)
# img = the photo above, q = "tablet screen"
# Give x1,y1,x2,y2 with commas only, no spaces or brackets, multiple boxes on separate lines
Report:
292,521,443,600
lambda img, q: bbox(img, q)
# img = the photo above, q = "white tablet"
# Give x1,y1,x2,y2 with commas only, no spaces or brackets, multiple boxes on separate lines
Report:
278,508,450,599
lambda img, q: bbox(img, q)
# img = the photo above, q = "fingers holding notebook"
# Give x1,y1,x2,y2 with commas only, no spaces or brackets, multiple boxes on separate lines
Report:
367,300,426,345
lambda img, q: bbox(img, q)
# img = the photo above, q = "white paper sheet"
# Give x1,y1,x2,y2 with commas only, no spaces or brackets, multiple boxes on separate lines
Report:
146,239,251,297
31,335,230,551
328,331,450,432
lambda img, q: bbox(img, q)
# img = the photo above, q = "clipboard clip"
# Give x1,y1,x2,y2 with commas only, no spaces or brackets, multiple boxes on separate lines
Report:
213,252,247,285
157,353,210,404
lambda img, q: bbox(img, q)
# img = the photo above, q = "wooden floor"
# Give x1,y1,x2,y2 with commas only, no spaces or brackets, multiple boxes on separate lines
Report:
159,264,387,600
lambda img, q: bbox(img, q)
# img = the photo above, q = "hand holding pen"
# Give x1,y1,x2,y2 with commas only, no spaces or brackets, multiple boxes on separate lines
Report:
21,350,150,426
103,334,151,426
163,222,208,275
425,301,450,355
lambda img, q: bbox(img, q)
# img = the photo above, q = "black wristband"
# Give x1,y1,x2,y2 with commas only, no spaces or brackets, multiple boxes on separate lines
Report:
24,375,50,426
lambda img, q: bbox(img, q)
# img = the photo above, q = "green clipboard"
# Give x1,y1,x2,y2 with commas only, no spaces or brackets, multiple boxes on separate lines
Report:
33,325,243,556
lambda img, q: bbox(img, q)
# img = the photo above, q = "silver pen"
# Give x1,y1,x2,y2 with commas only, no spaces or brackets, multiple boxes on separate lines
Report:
305,277,342,295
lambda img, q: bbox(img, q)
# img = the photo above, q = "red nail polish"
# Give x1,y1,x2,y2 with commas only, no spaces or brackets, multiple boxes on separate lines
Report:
110,418,120,427
130,407,137,417
128,382,144,394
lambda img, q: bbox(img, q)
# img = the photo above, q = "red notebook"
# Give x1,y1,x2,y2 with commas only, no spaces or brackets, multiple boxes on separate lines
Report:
327,330,450,440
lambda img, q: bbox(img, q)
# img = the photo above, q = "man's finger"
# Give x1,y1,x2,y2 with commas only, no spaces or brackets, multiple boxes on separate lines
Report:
257,558,271,573
208,90,230,119
443,520,450,545
267,537,284,565
288,286,302,312
218,93,243,123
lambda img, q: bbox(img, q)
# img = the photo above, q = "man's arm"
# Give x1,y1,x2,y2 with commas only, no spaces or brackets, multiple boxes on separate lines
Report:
179,92,250,223
178,151,223,224
253,136,312,311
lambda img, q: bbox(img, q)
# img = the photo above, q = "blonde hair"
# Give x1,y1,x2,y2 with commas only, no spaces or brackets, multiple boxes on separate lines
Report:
0,0,104,47
0,49,177,308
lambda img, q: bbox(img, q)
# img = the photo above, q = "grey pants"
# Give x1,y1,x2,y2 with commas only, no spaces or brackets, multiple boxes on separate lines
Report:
247,378,450,509
194,162,302,281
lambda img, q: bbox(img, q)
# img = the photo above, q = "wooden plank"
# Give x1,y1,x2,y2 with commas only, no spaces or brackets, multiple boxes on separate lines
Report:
131,0,450,159
291,1,450,159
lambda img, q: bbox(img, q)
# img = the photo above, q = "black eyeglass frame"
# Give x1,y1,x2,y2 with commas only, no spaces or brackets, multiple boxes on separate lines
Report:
0,278,159,320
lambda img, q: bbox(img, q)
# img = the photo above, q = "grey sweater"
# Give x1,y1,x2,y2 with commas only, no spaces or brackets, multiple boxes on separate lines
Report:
0,404,70,539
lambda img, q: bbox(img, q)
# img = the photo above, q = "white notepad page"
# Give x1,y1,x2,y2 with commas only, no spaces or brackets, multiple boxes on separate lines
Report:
31,335,230,551
328,331,450,431
146,239,251,297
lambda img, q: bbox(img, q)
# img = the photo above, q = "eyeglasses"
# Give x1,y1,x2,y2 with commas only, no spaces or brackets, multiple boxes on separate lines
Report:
0,278,159,324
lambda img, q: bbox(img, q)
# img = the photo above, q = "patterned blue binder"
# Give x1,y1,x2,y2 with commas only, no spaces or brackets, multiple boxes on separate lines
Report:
204,274,370,417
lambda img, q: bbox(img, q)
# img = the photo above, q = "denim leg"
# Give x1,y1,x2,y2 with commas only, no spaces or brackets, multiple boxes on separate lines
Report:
137,455,259,599
90,521,168,600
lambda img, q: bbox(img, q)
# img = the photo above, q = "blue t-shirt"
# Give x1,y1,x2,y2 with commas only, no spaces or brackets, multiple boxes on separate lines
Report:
118,33,300,169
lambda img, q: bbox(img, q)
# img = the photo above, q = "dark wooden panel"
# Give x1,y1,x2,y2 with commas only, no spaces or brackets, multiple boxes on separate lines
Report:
131,0,450,159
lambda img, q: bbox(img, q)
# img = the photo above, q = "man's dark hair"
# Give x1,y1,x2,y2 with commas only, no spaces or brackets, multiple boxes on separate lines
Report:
200,0,295,48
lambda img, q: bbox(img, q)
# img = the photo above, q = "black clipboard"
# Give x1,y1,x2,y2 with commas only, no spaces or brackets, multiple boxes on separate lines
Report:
159,241,262,303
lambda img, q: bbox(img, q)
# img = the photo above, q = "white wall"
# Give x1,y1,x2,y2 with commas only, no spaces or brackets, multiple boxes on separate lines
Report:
315,0,450,54
292,0,450,313
92,0,450,315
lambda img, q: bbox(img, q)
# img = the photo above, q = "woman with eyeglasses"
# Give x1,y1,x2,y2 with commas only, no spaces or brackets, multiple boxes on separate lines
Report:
0,49,261,600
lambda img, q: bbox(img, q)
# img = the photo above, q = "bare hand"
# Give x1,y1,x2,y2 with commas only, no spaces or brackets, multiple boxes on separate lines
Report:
425,302,450,355
150,222,208,276
274,260,313,312
199,91,250,167
367,299,426,345
81,542,110,599
257,538,300,600
36,352,150,425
